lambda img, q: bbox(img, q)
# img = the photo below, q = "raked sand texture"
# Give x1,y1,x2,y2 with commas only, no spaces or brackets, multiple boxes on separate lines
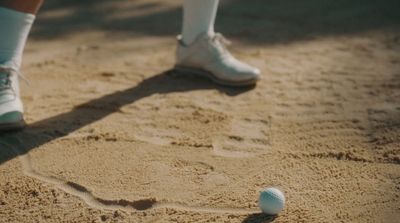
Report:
1,0,399,222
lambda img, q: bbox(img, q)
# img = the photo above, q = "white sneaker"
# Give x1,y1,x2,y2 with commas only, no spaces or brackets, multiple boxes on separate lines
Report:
175,33,261,87
0,66,25,132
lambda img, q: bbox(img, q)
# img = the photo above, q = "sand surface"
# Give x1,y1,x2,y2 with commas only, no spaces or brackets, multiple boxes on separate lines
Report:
1,0,399,222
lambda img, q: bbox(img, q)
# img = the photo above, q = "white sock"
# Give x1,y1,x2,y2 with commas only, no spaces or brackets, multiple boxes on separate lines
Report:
0,7,35,69
181,0,219,45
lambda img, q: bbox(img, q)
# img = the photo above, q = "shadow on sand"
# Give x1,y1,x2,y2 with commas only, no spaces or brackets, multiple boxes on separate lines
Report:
0,70,254,165
242,213,277,223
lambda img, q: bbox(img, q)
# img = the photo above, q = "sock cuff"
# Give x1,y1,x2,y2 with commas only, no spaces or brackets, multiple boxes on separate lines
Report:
0,6,36,68
0,6,35,22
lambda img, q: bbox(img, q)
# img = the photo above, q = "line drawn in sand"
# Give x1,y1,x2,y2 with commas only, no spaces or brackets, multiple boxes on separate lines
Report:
1,140,259,215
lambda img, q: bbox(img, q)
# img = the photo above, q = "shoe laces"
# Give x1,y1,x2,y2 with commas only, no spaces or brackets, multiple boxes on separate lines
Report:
209,33,232,57
213,33,232,45
0,66,29,92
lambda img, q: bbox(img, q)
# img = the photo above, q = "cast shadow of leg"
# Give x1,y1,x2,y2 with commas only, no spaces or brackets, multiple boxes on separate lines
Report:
0,69,255,165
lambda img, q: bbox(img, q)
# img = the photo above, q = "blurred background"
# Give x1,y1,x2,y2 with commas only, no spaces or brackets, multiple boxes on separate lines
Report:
32,0,400,45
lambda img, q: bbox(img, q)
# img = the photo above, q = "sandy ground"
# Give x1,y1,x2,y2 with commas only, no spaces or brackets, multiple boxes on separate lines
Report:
1,0,400,222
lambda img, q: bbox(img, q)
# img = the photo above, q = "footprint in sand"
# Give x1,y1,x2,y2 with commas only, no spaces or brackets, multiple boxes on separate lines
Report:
133,125,183,146
132,104,228,147
212,117,271,158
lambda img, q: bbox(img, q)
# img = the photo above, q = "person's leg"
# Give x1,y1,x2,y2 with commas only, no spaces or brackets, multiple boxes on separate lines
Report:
0,0,42,67
181,0,219,45
176,0,261,87
0,0,43,131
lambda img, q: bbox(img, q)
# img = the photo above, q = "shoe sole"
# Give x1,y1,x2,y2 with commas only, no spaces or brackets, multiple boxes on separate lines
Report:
173,65,259,87
0,119,26,133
